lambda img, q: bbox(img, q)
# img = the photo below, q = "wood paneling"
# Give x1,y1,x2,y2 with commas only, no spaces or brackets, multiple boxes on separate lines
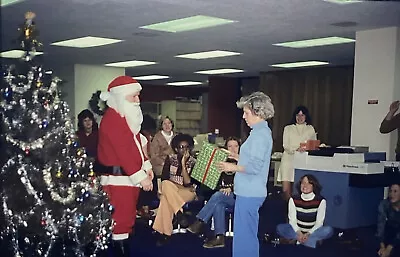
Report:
260,66,354,152
208,76,242,138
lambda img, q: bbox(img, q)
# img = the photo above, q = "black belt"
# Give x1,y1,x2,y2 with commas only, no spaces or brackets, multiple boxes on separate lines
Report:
94,161,126,176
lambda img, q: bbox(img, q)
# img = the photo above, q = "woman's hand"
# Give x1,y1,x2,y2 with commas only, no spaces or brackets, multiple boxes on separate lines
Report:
217,161,236,173
181,150,190,166
296,147,306,152
296,231,304,242
220,188,232,196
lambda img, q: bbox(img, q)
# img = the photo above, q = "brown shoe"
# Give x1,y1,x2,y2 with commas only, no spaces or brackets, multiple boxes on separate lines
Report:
279,238,296,245
203,235,225,248
187,220,204,234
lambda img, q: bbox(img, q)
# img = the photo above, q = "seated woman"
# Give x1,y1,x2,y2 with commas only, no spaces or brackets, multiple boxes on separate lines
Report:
187,136,241,249
152,134,197,246
377,181,400,257
276,174,333,248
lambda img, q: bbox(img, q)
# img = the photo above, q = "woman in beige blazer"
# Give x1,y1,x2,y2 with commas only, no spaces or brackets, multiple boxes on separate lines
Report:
150,116,175,177
278,106,316,200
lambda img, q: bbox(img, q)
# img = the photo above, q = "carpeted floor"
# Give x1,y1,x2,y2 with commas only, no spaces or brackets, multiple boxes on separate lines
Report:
129,220,379,257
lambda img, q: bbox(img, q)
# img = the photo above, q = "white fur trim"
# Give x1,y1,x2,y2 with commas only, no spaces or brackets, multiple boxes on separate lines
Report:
100,174,141,187
142,160,152,171
140,133,148,146
110,82,142,95
100,91,111,101
112,233,129,240
129,169,148,185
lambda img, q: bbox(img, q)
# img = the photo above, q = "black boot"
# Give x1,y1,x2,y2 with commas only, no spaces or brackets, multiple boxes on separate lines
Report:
203,234,225,248
187,220,204,234
175,211,189,228
112,238,130,257
156,233,171,247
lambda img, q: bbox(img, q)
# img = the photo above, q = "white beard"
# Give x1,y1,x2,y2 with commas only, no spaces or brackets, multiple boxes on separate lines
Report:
106,94,143,135
122,101,143,135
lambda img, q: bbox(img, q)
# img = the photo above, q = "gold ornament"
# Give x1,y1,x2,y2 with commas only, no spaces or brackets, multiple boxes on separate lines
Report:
25,11,36,20
36,80,42,88
88,170,95,177
56,170,62,178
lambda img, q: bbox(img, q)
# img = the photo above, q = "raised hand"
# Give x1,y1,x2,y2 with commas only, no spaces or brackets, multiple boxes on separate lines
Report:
389,100,400,113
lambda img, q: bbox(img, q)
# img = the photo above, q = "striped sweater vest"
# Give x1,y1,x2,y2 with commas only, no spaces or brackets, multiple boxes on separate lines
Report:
292,194,324,233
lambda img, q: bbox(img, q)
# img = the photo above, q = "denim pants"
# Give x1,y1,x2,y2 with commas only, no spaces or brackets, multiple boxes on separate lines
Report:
233,195,265,257
196,191,235,235
276,223,333,248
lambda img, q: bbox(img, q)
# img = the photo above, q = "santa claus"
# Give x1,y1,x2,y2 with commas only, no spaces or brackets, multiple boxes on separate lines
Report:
97,76,153,257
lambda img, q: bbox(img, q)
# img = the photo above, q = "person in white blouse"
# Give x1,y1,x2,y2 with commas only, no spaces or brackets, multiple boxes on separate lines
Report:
277,106,317,200
276,174,333,248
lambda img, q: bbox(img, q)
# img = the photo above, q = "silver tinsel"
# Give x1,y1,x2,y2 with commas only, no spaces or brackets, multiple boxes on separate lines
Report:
0,62,112,256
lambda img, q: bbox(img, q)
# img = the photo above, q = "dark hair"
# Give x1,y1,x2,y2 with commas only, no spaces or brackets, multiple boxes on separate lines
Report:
289,105,312,125
224,136,241,148
296,174,322,196
159,116,174,131
171,133,194,154
77,109,98,132
142,114,157,135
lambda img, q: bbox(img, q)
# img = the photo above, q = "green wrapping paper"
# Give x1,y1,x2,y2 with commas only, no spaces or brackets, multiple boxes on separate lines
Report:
191,142,229,190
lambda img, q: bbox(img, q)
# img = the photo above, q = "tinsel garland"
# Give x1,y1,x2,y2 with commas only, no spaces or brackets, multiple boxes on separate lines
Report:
0,12,112,257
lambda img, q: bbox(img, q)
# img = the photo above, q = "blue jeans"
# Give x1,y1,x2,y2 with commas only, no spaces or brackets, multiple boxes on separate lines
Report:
196,191,235,235
233,195,265,257
276,223,333,248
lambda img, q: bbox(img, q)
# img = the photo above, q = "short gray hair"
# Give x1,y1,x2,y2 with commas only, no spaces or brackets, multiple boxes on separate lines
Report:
236,91,274,120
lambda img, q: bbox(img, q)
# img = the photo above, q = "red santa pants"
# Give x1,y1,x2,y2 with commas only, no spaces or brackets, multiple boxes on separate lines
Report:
103,184,140,240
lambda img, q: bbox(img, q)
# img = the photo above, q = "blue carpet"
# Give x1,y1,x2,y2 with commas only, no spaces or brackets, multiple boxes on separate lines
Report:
129,221,379,257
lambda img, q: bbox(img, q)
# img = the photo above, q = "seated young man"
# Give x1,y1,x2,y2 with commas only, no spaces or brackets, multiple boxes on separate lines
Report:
276,174,333,248
152,134,197,246
187,136,240,248
377,181,400,257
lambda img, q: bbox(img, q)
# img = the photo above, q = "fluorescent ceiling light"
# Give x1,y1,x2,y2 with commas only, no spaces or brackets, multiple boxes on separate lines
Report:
134,75,169,80
323,0,363,4
167,81,203,86
270,61,329,68
140,15,236,33
273,36,355,48
0,50,43,59
195,68,244,75
1,0,24,7
105,60,157,68
51,36,123,48
176,50,242,59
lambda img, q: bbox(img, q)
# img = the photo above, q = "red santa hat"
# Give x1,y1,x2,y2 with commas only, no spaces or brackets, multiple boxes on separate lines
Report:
100,76,142,101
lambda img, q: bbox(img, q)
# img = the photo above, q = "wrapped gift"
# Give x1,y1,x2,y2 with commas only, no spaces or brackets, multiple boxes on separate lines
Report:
191,142,229,190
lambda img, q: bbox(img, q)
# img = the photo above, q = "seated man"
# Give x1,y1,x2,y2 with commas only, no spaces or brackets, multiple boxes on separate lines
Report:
377,181,400,257
187,136,240,248
276,174,333,248
152,134,197,246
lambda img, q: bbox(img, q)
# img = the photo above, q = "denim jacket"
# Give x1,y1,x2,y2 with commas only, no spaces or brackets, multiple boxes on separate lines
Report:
377,199,400,246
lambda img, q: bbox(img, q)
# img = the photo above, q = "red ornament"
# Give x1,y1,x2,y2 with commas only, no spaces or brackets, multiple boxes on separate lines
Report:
25,147,30,155
40,219,46,226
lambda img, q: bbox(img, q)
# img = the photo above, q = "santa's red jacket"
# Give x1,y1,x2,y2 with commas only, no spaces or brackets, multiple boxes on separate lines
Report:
97,108,151,186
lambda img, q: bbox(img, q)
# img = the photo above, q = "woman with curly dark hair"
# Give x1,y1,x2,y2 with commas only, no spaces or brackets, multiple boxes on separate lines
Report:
152,133,197,246
76,109,99,158
276,174,333,248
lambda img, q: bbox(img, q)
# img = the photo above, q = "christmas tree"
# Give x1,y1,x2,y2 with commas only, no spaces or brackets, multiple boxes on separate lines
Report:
0,12,112,257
